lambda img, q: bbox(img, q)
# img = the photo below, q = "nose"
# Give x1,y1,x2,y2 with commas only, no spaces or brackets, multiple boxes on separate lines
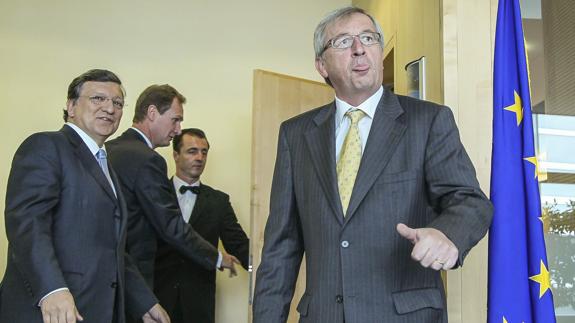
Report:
351,36,365,56
101,99,115,114
174,122,182,135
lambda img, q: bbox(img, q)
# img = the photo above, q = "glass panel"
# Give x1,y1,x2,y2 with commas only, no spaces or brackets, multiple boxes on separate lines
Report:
537,114,575,321
525,0,575,320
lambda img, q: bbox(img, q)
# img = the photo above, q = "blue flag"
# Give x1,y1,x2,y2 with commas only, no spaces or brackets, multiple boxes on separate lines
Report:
488,0,556,322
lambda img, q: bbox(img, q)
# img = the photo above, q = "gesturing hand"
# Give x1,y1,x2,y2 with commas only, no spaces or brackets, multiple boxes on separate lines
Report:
220,251,240,277
396,223,458,271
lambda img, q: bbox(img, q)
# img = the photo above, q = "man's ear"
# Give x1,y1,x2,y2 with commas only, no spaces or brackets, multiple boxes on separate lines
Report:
147,105,157,121
66,99,76,118
315,57,329,79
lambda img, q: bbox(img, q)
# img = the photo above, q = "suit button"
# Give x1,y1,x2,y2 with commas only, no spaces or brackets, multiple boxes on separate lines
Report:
110,282,118,288
341,240,349,248
335,295,344,303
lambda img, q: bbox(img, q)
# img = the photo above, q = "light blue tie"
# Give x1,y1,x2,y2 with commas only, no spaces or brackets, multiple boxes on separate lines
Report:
96,148,117,197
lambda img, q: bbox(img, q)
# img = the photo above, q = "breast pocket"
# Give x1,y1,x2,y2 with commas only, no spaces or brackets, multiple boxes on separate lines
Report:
378,170,419,184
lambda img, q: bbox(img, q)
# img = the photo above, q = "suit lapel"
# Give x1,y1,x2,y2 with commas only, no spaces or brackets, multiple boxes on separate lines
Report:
305,103,345,224
62,126,118,202
109,167,124,239
344,90,407,222
188,185,207,226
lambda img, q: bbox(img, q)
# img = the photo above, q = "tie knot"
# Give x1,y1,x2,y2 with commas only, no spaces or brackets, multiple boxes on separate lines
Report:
179,185,200,195
345,109,366,125
96,149,107,160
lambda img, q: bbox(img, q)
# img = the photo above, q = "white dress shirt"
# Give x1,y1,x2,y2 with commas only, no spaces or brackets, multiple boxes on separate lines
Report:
67,122,105,159
173,175,200,223
334,86,383,160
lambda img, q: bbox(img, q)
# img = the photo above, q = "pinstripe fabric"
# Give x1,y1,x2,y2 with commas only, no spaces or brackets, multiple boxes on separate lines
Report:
253,88,493,323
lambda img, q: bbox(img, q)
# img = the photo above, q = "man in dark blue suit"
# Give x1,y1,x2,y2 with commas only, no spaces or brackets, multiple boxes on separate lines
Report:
154,128,250,323
0,69,169,323
106,85,239,322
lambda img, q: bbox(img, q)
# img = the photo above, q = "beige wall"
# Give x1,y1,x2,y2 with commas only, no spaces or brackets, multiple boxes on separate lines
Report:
354,0,443,104
442,0,496,322
0,1,349,322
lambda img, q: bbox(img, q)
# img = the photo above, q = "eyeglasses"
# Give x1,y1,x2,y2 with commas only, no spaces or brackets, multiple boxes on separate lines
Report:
80,95,125,109
322,32,382,54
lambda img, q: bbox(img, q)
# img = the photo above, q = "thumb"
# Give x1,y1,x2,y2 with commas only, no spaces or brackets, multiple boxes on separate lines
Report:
396,223,418,244
76,308,84,321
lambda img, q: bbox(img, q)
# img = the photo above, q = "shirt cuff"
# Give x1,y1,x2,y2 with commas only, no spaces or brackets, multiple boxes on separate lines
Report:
39,287,69,306
216,251,222,269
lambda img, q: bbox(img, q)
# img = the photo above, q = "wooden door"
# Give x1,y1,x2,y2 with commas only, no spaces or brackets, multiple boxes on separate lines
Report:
249,69,334,322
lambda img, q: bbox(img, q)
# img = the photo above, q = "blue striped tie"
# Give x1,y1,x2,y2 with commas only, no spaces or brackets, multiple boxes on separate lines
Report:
96,149,117,197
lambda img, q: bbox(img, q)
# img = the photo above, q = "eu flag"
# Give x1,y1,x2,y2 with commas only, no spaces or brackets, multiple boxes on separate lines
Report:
488,0,556,322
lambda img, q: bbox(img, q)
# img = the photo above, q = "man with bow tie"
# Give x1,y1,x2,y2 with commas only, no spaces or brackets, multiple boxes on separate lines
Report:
106,86,240,323
154,128,250,323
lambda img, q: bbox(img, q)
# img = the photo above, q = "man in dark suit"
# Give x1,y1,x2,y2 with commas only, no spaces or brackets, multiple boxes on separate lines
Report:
106,85,239,320
0,69,169,323
253,7,493,323
154,128,250,323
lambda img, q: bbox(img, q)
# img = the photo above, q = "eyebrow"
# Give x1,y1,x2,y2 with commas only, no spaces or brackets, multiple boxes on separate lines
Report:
89,91,123,99
332,29,376,37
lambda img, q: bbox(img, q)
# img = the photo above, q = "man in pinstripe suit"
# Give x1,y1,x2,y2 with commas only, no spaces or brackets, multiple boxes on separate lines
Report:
253,6,493,323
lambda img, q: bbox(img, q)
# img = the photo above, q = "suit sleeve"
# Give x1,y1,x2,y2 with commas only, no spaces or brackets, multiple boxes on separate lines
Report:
218,194,250,270
423,106,494,265
134,153,218,270
252,124,304,323
4,135,67,305
123,251,158,319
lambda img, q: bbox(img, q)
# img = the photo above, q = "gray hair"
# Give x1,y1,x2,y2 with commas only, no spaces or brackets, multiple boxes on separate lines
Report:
313,6,384,59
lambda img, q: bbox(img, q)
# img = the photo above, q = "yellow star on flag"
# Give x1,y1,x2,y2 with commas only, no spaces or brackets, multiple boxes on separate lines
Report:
503,317,526,323
524,156,539,179
529,260,552,298
504,91,523,126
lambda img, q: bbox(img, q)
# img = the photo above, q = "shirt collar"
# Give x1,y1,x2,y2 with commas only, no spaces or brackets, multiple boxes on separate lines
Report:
173,175,200,193
335,86,383,125
131,127,153,149
65,123,102,156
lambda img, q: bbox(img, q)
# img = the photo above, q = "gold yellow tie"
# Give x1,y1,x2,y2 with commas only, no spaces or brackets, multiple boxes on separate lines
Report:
337,109,366,215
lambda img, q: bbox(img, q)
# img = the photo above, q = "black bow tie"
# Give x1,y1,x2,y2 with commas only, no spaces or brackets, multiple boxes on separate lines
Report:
179,185,200,195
